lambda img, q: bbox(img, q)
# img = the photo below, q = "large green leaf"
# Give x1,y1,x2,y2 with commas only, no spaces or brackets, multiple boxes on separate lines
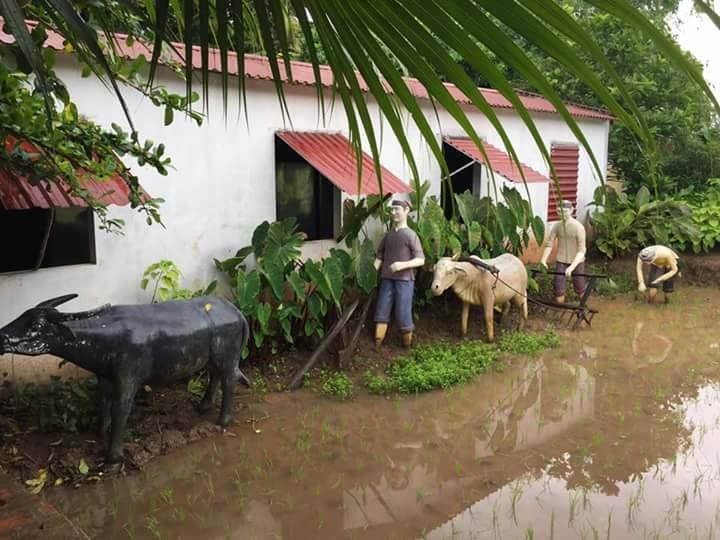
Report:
234,270,261,312
356,238,379,294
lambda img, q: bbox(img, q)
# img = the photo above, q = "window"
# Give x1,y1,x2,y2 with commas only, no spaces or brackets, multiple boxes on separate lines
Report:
548,144,579,221
0,208,96,273
441,141,481,219
275,136,338,241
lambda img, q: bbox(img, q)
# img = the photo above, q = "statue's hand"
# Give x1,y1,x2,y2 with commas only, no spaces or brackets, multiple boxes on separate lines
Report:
638,283,647,293
538,260,547,270
564,266,574,278
389,262,403,273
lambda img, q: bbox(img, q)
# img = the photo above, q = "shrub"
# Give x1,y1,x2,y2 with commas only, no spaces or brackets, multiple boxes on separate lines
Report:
589,185,697,258
680,178,720,253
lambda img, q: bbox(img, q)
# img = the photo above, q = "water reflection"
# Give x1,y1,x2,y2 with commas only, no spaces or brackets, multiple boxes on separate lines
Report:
428,384,720,540
44,289,720,539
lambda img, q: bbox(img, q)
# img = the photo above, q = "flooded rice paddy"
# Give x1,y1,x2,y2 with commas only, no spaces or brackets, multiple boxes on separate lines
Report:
47,287,720,539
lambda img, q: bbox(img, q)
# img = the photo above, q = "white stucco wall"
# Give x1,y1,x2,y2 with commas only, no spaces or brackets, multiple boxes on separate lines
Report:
0,56,609,325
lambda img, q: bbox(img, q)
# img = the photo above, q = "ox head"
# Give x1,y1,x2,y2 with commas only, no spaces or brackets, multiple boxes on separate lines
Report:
430,257,466,296
0,294,80,356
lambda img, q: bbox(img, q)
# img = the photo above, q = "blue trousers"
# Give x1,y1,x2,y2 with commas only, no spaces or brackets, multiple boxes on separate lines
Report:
374,279,415,332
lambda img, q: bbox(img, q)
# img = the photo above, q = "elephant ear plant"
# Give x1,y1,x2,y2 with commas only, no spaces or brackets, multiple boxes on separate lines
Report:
589,185,698,258
215,217,378,358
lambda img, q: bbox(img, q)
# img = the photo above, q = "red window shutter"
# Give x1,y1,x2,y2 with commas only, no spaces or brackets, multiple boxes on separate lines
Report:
548,144,579,221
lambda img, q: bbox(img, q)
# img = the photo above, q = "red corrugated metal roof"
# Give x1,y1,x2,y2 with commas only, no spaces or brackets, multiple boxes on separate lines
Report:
547,144,579,221
0,19,613,122
0,139,147,210
277,131,411,195
443,137,549,184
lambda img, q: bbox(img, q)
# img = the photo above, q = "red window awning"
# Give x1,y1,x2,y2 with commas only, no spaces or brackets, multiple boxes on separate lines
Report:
0,140,148,210
276,131,411,195
443,137,549,184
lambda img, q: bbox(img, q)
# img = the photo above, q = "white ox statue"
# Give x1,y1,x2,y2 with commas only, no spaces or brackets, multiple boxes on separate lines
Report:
431,254,528,341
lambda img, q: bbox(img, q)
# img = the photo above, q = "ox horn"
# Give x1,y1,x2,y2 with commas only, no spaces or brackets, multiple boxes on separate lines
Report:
35,294,79,309
450,252,461,261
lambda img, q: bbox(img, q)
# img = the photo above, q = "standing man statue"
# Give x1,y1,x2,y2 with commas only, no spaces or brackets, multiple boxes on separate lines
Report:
539,200,587,304
374,200,425,349
636,245,680,303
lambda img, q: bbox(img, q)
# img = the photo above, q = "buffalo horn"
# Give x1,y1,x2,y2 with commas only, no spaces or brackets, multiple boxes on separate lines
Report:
35,294,79,308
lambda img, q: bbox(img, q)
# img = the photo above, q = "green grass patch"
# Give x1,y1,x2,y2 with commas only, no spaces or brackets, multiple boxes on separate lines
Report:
304,370,354,400
365,329,560,395
497,328,560,356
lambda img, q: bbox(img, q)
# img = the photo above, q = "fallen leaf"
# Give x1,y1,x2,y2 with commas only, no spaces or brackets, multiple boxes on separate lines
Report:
49,439,64,447
25,469,48,494
78,458,89,475
54,478,64,486
144,385,152,392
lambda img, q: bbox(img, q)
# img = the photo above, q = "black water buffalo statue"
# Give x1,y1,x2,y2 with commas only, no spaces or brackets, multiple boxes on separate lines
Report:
0,294,251,462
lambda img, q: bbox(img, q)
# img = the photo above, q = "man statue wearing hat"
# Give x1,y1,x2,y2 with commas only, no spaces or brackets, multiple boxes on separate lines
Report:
636,245,679,303
539,200,587,304
373,199,425,349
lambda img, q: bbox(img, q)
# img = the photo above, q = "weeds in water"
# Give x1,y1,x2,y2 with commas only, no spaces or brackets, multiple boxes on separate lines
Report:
159,486,174,506
569,491,579,524
497,328,560,356
509,479,524,524
550,510,555,540
173,507,187,523
525,528,535,539
145,516,161,539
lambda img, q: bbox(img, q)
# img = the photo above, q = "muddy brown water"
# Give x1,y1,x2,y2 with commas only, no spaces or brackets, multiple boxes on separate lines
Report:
45,287,720,539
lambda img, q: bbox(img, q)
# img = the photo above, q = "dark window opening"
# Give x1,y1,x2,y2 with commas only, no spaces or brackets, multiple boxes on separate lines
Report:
441,142,476,219
0,208,96,273
275,136,338,241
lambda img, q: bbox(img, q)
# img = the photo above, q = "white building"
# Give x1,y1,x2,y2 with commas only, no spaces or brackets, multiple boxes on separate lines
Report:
0,33,610,380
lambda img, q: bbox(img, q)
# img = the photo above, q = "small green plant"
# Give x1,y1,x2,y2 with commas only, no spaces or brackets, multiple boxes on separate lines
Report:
186,375,206,398
319,372,354,400
141,259,217,302
497,328,560,356
250,375,268,394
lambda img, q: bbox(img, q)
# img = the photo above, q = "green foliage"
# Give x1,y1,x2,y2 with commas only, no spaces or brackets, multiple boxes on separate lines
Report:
364,341,501,394
186,375,206,398
365,330,561,395
679,178,720,253
140,260,217,302
11,376,97,433
589,186,697,258
317,371,354,400
472,0,719,194
412,184,543,268
497,328,560,356
0,17,204,231
216,218,374,358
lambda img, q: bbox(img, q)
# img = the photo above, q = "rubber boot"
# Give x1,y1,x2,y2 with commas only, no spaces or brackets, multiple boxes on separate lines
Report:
375,323,388,350
401,331,414,349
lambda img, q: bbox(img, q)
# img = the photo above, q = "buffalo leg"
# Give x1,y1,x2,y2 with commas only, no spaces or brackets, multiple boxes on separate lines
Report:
97,377,113,437
460,302,470,337
484,301,495,342
218,374,236,427
107,379,139,463
197,373,220,414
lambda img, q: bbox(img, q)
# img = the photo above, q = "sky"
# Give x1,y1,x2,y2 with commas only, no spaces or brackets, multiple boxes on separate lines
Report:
671,0,720,99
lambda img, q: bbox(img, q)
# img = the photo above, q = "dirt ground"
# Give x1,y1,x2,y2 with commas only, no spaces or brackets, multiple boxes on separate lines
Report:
1,252,717,494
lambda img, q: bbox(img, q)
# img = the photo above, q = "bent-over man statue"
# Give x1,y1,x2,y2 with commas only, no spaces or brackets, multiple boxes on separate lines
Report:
636,245,680,304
